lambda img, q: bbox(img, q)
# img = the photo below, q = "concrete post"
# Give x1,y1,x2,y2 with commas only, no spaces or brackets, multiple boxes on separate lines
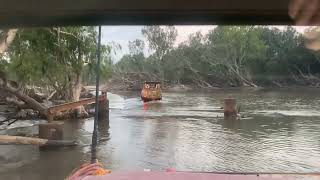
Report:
98,115,110,140
224,97,238,120
38,122,64,150
39,123,63,140
98,93,109,121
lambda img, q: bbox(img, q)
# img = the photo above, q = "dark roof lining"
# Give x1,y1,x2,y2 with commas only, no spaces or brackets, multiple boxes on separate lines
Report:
0,0,289,11
0,0,294,27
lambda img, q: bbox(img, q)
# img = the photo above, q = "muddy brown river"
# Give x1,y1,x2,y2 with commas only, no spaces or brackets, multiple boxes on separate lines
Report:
1,88,320,179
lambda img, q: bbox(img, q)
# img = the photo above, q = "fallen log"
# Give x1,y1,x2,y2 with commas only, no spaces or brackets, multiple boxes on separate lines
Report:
6,97,29,109
27,89,45,103
1,85,48,117
0,135,77,147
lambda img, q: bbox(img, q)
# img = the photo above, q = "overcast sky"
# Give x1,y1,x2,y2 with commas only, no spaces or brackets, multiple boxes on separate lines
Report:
101,26,309,62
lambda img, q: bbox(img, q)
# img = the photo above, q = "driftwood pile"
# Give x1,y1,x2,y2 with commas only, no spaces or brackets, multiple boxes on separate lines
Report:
0,83,95,127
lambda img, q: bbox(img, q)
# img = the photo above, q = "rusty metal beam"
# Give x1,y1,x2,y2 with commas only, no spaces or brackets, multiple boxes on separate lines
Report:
48,95,106,114
47,95,106,122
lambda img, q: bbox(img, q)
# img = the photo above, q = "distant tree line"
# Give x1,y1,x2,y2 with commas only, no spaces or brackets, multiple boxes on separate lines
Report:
2,26,320,97
115,26,320,88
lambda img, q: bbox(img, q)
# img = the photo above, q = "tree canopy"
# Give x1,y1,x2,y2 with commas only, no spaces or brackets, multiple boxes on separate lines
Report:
4,27,113,100
116,26,320,88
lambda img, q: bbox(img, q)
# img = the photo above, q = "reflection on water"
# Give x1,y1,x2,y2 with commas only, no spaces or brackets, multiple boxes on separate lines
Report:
2,88,320,179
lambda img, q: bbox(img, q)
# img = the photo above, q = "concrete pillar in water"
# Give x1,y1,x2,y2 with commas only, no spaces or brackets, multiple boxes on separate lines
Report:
98,93,109,121
38,122,64,150
224,97,238,120
39,123,63,140
97,96,110,140
98,116,110,140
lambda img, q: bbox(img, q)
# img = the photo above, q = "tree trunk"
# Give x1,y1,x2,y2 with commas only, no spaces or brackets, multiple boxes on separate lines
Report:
70,74,82,102
0,29,18,54
230,66,258,87
68,73,88,117
27,88,45,103
5,97,29,109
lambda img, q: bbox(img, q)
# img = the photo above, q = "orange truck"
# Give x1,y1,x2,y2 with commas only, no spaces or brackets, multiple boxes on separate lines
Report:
141,82,162,102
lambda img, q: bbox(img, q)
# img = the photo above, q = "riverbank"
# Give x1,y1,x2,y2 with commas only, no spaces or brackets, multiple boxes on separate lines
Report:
105,79,320,93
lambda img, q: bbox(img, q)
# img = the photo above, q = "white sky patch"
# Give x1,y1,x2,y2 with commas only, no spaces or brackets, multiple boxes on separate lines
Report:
102,26,312,62
174,25,215,45
271,26,309,33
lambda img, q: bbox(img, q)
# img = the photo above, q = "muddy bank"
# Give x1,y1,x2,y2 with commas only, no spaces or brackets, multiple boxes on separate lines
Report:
105,71,320,93
106,78,320,94
106,80,219,93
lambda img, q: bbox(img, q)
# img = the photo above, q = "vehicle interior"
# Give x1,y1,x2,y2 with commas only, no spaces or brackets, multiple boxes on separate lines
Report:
1,0,319,179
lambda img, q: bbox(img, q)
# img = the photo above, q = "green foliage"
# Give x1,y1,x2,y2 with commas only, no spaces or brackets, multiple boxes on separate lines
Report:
82,45,113,85
128,39,145,56
204,26,267,86
117,26,320,87
142,26,177,61
4,25,320,89
6,27,113,99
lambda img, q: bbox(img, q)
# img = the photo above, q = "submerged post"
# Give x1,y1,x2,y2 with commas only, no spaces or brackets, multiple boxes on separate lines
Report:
39,123,63,140
98,92,109,121
224,97,238,120
39,122,64,150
